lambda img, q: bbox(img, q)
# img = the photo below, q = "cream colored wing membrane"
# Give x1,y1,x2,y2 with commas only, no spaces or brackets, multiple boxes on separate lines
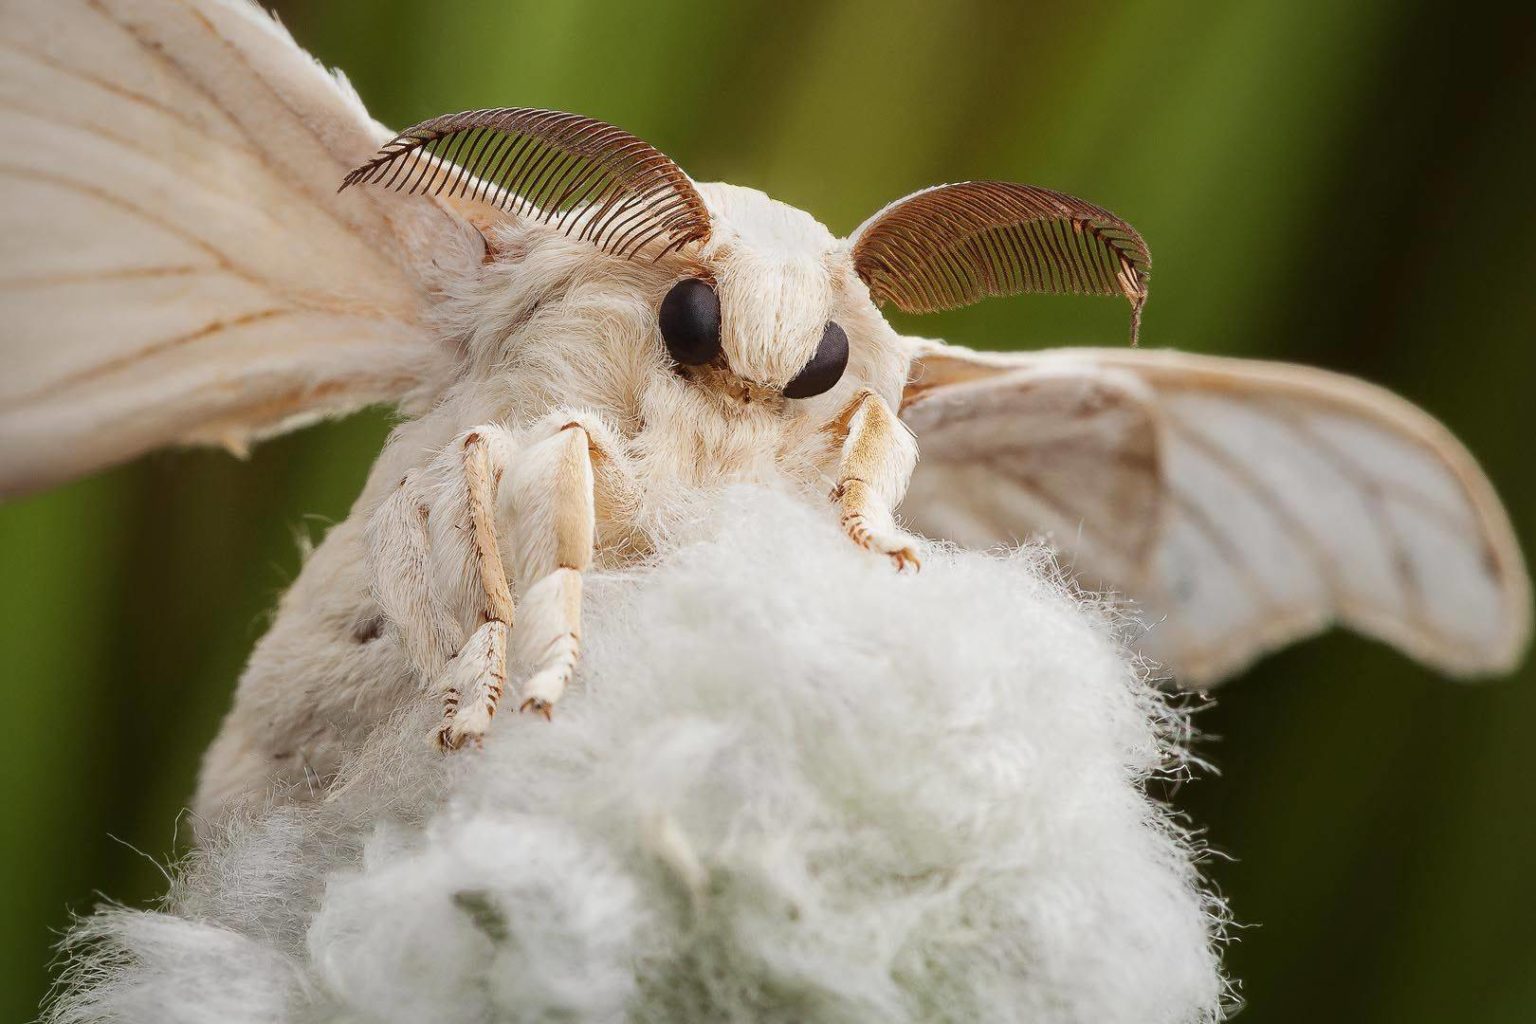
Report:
901,341,1531,685
901,361,1163,590
0,0,476,497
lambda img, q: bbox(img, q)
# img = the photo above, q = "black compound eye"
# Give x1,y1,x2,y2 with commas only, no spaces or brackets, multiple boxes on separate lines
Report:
783,322,849,399
658,278,722,366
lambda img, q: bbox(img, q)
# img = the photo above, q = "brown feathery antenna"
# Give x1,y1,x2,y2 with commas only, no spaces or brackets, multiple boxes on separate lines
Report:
848,182,1151,345
341,108,712,260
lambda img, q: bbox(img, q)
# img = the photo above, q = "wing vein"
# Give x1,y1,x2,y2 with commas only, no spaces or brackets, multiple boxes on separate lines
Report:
0,266,212,289
0,34,245,145
0,164,406,321
1159,409,1345,603
1257,397,1430,627
1164,483,1283,611
93,0,420,273
0,93,377,236
14,308,294,404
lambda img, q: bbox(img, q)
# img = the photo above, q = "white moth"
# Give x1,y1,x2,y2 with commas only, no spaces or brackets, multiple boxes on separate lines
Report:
0,0,1527,826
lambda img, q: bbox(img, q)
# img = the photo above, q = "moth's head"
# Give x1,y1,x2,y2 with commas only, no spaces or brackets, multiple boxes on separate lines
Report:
342,108,1152,406
671,183,854,398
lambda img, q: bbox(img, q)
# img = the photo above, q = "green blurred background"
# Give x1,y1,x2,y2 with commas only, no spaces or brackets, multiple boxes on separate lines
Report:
3,1,1533,1019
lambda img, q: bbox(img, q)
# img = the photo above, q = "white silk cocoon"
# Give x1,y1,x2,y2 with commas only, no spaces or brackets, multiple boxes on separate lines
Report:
50,486,1227,1023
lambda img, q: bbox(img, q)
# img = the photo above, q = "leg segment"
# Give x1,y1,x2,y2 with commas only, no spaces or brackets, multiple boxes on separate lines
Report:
436,429,521,749
501,420,597,717
826,388,921,570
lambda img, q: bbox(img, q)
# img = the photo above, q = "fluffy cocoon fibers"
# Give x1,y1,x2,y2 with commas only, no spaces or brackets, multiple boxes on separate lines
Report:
49,485,1228,1023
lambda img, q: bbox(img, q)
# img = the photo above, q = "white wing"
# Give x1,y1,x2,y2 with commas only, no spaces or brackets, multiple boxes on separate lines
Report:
0,0,480,496
901,340,1532,686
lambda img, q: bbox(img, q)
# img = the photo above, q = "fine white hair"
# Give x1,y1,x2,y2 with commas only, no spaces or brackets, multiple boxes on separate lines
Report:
49,486,1228,1023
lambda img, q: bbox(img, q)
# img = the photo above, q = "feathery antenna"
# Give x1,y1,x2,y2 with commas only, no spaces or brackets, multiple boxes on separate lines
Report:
342,108,712,260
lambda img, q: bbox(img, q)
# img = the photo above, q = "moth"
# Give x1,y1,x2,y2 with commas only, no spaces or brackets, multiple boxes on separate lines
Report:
1,0,1528,824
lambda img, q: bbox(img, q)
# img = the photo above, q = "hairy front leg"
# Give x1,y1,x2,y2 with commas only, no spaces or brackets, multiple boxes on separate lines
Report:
827,388,921,570
370,426,521,750
502,418,602,718
435,428,522,749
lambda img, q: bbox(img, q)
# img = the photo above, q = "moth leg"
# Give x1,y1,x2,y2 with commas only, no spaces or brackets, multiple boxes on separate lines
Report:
430,428,524,750
827,388,921,570
502,416,607,718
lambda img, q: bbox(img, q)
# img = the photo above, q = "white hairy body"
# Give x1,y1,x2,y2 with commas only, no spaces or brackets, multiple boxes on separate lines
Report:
0,0,1527,828
196,191,919,818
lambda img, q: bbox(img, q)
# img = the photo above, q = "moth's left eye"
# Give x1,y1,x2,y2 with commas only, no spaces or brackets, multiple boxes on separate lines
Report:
783,322,849,399
659,278,722,366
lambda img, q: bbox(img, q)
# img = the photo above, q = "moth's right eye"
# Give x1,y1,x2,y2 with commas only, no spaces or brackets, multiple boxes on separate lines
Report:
658,279,722,366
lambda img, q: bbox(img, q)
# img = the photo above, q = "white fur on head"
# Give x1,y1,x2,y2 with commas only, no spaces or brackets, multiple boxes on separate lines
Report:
50,487,1228,1023
699,183,840,387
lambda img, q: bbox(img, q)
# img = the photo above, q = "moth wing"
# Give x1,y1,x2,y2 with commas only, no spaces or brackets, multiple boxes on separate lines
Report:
900,340,1531,686
0,0,481,496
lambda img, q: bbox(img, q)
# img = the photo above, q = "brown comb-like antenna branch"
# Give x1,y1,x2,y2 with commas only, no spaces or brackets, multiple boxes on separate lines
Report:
341,108,712,260
848,182,1151,345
